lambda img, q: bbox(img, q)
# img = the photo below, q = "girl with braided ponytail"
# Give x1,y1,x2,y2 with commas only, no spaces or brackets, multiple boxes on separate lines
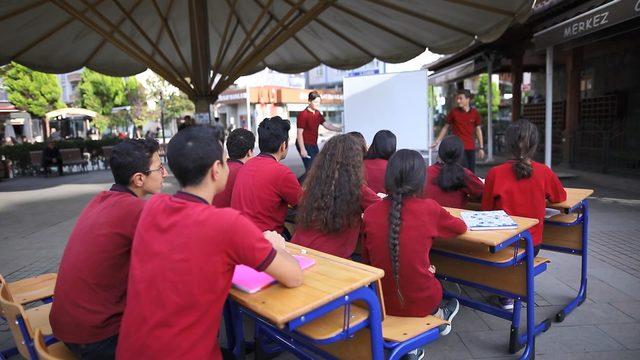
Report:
481,119,566,310
362,150,467,346
423,135,484,208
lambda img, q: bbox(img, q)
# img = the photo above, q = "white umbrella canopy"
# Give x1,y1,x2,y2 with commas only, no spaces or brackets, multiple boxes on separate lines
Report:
0,0,534,103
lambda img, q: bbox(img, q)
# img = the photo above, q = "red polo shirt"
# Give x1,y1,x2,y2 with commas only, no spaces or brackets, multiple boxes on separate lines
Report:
116,192,276,360
362,198,467,317
50,184,144,344
231,154,303,233
445,107,482,150
364,158,388,194
481,161,567,246
422,163,484,208
297,108,325,145
292,185,380,258
212,159,244,208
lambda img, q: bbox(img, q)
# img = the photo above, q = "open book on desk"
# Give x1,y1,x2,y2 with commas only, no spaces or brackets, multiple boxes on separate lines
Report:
460,210,518,231
232,255,315,294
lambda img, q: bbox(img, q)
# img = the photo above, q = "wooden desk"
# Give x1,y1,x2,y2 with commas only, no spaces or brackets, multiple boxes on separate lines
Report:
229,243,383,328
549,188,593,211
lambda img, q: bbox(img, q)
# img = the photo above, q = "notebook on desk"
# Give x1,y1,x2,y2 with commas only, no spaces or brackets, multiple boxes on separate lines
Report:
232,255,315,294
460,210,517,231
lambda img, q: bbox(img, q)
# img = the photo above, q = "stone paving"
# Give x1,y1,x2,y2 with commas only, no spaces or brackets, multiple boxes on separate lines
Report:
1,149,639,359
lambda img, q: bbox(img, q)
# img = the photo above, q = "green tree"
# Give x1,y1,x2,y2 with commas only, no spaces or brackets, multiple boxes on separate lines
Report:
145,73,194,124
78,69,140,131
475,73,500,120
1,62,65,117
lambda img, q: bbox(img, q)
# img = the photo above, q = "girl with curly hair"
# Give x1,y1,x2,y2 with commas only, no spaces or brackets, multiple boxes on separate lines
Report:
292,134,379,258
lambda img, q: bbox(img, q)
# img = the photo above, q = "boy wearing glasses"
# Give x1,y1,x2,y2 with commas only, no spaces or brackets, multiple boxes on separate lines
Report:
50,138,167,359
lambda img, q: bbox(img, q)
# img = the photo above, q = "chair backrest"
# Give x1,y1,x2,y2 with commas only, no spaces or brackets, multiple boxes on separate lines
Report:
0,283,32,358
34,328,78,360
29,151,43,165
0,273,15,302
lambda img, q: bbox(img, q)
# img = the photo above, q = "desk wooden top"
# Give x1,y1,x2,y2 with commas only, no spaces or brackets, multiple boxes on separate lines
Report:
229,243,384,328
442,207,539,247
549,188,594,210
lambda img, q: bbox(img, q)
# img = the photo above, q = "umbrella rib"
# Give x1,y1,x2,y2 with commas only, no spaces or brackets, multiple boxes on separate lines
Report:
444,0,515,17
0,0,48,22
150,0,192,81
366,0,476,38
211,0,238,84
149,0,176,58
282,0,373,59
223,0,307,83
214,0,332,97
10,0,109,60
331,2,423,49
51,0,193,96
210,20,240,90
82,0,145,68
111,0,189,87
253,0,322,64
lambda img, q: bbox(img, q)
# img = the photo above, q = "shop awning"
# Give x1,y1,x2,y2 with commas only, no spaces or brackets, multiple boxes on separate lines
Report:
1,1,534,102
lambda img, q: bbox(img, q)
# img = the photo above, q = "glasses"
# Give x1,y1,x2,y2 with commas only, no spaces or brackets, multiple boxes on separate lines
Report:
144,163,165,174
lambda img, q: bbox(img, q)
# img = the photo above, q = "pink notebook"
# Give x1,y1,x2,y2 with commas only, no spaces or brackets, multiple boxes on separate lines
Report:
232,255,315,294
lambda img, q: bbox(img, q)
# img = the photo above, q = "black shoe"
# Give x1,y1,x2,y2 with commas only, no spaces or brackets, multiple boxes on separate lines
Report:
402,348,425,360
438,298,460,336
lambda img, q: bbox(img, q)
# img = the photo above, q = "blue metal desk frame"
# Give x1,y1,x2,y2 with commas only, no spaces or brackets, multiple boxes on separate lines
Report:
432,230,546,360
542,199,589,322
227,281,442,360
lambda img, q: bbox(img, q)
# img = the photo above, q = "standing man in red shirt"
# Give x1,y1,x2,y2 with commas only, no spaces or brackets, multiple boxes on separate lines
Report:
212,128,255,208
116,125,302,360
50,139,167,359
296,91,342,171
432,89,485,173
232,116,303,238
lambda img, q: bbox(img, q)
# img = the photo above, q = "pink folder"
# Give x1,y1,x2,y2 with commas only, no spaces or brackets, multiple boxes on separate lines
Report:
232,255,315,294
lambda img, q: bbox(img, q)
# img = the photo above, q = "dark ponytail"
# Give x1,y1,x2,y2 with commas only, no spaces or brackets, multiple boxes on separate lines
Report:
437,135,466,191
505,118,539,180
384,149,426,306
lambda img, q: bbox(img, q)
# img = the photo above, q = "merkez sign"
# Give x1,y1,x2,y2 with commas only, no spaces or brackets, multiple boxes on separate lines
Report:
534,0,640,48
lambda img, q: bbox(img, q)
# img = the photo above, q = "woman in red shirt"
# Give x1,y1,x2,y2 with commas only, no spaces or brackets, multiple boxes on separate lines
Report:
364,130,396,194
292,134,379,258
424,135,483,208
362,150,467,355
482,119,566,309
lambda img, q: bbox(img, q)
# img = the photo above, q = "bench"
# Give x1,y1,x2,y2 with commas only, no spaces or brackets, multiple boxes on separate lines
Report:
102,146,114,168
60,148,88,173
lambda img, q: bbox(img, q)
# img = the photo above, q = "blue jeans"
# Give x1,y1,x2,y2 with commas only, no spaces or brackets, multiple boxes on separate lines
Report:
66,335,118,360
297,143,319,171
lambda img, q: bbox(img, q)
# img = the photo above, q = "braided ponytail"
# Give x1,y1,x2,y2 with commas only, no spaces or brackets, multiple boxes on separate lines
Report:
388,192,404,305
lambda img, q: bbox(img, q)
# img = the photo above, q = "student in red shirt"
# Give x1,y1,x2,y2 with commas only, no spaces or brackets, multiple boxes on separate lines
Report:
296,91,342,171
116,126,303,360
424,135,484,208
481,119,566,309
212,128,255,208
231,116,303,237
364,130,396,194
292,134,380,258
432,89,485,173
50,139,167,359
362,150,467,359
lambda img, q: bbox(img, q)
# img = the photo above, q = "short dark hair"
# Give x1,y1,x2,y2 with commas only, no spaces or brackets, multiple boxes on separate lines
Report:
110,138,159,186
365,130,397,160
258,116,290,154
456,89,472,99
308,91,321,102
227,128,255,160
167,125,224,187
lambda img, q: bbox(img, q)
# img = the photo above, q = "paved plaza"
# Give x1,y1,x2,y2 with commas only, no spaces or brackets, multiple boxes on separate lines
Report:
1,150,639,359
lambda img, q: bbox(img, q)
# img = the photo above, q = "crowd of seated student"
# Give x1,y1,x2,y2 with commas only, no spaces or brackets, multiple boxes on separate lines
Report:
48,113,569,359
231,117,303,239
212,128,255,208
364,130,397,194
292,134,380,258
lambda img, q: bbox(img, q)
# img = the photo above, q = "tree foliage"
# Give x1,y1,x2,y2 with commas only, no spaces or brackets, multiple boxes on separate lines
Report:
475,73,501,120
1,62,65,117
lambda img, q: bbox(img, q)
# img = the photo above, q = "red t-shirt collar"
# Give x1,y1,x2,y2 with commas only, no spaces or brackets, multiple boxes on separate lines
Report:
174,191,210,205
110,184,138,197
257,153,278,161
